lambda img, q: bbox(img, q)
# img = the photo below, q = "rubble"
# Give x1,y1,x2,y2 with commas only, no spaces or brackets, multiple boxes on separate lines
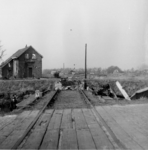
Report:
54,81,63,90
89,83,117,99
65,86,73,90
131,87,148,100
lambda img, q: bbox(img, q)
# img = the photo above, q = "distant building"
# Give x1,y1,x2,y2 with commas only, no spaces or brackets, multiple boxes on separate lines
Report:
0,45,43,79
107,66,123,74
69,70,75,75
113,69,119,74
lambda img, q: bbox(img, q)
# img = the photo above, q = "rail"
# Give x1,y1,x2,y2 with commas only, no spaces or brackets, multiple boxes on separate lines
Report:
79,90,126,150
11,89,60,149
14,89,51,112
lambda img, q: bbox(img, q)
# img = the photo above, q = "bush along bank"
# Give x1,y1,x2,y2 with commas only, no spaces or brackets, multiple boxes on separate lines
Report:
0,79,55,112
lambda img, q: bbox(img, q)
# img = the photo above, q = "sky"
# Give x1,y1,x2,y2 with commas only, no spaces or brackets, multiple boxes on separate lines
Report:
0,0,148,70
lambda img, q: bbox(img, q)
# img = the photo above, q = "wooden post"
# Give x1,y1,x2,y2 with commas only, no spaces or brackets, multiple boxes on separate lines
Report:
84,44,87,90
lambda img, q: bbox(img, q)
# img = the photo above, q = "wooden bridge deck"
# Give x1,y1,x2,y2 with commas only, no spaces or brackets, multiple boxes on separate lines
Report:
0,108,113,149
0,104,148,149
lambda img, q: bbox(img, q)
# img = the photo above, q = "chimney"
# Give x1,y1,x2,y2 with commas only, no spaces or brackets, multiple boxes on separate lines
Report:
25,45,27,48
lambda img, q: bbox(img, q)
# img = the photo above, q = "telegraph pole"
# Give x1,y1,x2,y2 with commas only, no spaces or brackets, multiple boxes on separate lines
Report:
84,43,87,90
63,63,65,70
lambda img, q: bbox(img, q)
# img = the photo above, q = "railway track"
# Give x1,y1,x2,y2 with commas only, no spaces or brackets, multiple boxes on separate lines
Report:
13,89,53,113
79,90,126,150
11,90,60,149
0,89,126,149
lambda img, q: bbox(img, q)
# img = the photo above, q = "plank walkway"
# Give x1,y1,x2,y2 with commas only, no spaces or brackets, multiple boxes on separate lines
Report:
16,94,35,108
1,102,148,149
16,91,56,108
96,104,148,150
0,108,114,149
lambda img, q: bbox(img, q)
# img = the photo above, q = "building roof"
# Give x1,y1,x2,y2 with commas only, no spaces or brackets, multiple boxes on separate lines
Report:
0,45,43,68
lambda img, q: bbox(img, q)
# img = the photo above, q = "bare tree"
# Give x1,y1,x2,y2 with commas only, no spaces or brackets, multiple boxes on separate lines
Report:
0,41,6,64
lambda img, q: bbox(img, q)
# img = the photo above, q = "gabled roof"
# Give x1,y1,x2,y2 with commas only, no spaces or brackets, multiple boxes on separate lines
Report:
0,45,43,68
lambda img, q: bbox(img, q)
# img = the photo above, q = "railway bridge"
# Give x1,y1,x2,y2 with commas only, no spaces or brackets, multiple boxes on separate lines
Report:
0,90,148,149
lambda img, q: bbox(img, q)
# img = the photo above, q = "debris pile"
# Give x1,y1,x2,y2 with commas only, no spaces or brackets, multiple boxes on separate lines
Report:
131,87,148,100
88,80,148,101
88,84,117,99
55,78,78,91
54,81,63,90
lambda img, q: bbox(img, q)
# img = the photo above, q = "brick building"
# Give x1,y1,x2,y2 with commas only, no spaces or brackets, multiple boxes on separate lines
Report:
0,45,43,79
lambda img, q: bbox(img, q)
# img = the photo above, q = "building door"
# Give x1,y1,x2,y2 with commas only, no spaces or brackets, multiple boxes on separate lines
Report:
28,67,33,77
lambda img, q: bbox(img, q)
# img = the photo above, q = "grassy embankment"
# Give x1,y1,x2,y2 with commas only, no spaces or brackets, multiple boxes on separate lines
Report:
0,79,56,103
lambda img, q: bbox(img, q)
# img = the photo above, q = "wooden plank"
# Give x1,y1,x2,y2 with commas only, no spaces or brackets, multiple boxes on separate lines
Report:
0,111,30,131
16,94,35,107
0,115,17,130
60,129,78,149
72,109,88,129
90,127,114,149
16,110,39,130
82,108,99,127
0,111,31,144
0,110,39,148
61,109,72,129
17,91,55,108
0,130,25,149
33,109,53,130
95,106,143,150
40,129,59,149
82,108,114,149
76,128,96,149
104,106,148,149
48,109,63,130
17,110,32,118
20,129,45,149
19,110,53,149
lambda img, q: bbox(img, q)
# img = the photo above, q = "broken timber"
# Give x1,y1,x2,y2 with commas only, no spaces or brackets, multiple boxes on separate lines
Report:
131,87,148,100
116,81,131,101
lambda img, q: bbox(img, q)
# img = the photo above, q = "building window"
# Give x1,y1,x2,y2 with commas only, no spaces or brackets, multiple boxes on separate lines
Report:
25,54,29,59
32,54,36,59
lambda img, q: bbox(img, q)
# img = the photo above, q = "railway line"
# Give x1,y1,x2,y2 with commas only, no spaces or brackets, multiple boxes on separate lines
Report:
13,89,52,112
79,90,126,149
0,90,59,149
0,89,126,149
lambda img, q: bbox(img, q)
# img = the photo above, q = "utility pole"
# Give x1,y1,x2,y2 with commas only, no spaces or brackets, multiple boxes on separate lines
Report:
84,43,87,90
63,63,65,70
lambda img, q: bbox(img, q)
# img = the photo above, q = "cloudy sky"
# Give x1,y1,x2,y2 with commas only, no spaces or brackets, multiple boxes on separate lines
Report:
0,0,148,70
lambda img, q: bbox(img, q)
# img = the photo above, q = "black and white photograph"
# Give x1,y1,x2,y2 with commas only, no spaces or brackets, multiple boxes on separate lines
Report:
0,0,148,149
